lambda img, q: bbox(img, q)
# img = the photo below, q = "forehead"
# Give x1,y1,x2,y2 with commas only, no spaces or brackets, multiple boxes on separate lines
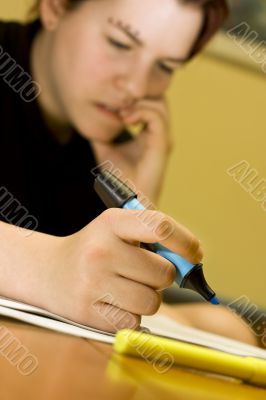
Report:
88,0,204,57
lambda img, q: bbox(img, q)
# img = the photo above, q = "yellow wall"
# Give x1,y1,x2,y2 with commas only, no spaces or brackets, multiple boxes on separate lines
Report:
1,2,266,307
162,57,266,308
0,0,33,21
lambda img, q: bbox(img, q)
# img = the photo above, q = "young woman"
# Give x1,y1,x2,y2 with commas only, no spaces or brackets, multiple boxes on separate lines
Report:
0,0,259,346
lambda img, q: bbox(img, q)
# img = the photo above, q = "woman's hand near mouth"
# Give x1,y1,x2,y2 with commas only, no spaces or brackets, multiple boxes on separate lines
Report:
90,95,174,206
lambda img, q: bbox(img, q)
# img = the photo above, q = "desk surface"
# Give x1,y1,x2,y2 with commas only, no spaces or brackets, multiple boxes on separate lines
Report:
0,317,266,400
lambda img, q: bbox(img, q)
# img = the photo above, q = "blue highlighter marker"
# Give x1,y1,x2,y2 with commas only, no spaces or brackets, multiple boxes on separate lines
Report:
94,170,220,305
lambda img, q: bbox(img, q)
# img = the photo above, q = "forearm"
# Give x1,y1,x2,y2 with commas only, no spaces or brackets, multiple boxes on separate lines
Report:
159,302,260,348
0,220,62,307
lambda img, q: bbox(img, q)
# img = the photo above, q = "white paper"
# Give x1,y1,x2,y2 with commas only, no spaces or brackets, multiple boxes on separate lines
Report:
0,296,266,360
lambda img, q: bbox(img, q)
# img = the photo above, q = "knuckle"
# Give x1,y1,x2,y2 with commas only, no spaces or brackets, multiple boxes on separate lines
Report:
100,208,118,222
153,213,175,241
86,243,110,264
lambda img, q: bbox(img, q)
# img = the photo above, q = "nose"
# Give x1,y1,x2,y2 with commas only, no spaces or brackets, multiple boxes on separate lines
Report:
114,67,149,102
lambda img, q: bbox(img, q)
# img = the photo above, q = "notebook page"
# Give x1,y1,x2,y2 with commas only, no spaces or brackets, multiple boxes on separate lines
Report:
0,305,115,343
142,315,266,359
0,296,115,337
1,296,266,359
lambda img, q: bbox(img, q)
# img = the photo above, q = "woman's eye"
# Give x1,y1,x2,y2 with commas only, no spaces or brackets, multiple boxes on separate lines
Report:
107,37,131,51
159,63,174,75
107,36,174,75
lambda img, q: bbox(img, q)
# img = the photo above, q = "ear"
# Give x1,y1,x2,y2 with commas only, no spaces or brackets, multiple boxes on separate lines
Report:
39,0,68,31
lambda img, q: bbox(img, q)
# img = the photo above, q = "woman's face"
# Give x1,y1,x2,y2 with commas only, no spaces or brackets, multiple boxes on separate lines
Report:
39,0,203,142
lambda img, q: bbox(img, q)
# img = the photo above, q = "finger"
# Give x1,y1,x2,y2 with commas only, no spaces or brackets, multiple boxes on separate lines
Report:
112,241,176,290
91,302,141,333
101,208,203,264
126,96,169,121
121,104,168,127
96,275,162,316
121,105,173,152
121,109,151,128
122,109,167,146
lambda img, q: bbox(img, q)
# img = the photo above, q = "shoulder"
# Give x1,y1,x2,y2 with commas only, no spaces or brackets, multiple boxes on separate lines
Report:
0,20,25,50
0,19,40,65
0,20,42,139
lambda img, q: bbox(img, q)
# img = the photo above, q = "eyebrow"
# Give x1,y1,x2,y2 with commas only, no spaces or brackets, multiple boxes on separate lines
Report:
108,17,143,45
108,17,189,64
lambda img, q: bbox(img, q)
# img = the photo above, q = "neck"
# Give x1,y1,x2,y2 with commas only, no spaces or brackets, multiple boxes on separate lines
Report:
30,29,74,145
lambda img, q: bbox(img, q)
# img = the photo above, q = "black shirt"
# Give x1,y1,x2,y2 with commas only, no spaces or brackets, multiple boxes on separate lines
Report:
0,19,109,236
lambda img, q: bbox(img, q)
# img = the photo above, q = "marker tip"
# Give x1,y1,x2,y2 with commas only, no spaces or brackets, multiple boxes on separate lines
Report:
210,296,220,305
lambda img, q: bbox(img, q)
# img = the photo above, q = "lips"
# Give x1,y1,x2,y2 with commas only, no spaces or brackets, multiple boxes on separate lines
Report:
100,103,120,113
94,103,123,121
95,102,132,113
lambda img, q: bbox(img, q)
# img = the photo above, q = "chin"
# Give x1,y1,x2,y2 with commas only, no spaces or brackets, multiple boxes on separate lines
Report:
76,122,121,144
70,107,124,142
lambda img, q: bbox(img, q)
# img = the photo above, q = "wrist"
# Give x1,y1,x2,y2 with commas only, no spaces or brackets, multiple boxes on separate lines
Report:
0,221,64,308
